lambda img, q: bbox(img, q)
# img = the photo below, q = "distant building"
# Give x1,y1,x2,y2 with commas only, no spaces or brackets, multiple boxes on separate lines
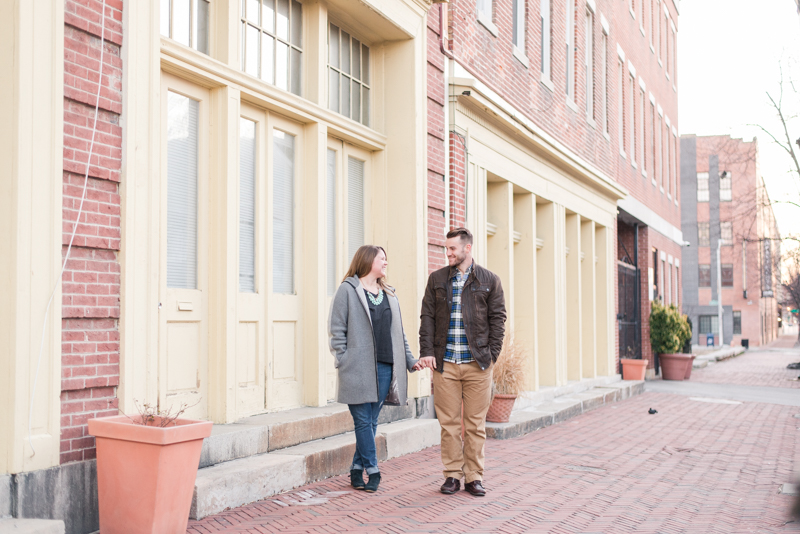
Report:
680,135,781,347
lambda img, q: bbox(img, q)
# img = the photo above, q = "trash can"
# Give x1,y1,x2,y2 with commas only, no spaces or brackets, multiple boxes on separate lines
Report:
706,333,715,347
741,339,749,349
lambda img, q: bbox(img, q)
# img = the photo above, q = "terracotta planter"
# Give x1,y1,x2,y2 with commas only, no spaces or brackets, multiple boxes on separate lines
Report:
620,358,648,381
486,394,517,423
88,415,213,534
684,355,697,379
659,353,692,381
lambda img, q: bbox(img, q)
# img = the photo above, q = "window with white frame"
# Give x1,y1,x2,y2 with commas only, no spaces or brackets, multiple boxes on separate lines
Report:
663,121,669,190
664,13,669,73
657,113,662,183
273,129,295,294
239,118,257,293
602,31,609,134
658,5,663,63
585,9,594,119
541,0,552,79
241,0,303,96
161,0,210,55
477,0,493,22
347,156,366,262
671,24,677,86
640,88,646,174
673,131,679,202
566,0,575,99
619,60,625,155
326,149,337,296
697,172,709,202
328,23,371,127
167,91,200,289
721,221,733,246
630,72,636,165
513,0,526,53
650,102,656,181
650,0,656,49
668,133,675,196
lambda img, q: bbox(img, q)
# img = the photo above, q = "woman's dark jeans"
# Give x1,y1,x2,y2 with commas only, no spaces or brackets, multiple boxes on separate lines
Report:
348,362,392,475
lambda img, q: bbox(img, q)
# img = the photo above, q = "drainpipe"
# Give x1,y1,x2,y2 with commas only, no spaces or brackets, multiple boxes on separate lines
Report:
717,239,724,346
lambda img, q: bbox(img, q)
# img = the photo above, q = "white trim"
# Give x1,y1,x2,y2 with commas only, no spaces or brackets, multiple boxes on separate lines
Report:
668,254,673,264
672,125,678,137
660,251,666,261
628,60,636,77
513,46,530,68
664,115,671,127
649,91,656,104
540,74,555,91
586,0,596,14
675,258,680,268
638,76,646,90
657,104,663,117
477,11,499,37
617,195,684,246
617,43,625,61
663,3,670,16
600,13,609,34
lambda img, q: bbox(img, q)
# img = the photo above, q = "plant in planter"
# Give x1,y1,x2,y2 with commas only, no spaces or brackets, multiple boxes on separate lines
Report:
650,300,693,381
486,335,526,423
88,400,212,534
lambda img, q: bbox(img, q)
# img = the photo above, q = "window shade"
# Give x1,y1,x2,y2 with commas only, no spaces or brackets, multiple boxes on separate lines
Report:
239,118,256,293
273,130,295,294
166,91,199,289
327,149,337,296
347,157,365,263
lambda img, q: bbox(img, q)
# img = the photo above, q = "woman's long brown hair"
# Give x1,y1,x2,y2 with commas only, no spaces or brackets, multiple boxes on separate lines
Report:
343,245,391,293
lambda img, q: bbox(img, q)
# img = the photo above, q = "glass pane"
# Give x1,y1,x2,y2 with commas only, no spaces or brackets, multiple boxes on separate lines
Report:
291,0,302,48
246,0,260,24
351,38,361,80
276,0,289,40
326,149,337,297
241,22,246,70
273,130,295,294
361,44,370,85
161,0,170,37
196,0,209,54
239,119,257,293
276,41,289,90
261,35,275,84
328,68,339,112
362,86,370,127
351,80,360,122
173,0,191,46
361,87,369,126
347,157,365,263
290,48,302,96
341,75,350,118
341,31,351,75
245,24,260,77
262,0,275,32
166,92,199,289
329,24,340,68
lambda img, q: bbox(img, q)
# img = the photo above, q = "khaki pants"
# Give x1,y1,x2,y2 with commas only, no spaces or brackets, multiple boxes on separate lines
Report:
433,361,493,483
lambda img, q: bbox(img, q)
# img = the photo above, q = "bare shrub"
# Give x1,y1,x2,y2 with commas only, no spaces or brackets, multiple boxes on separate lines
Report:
492,334,527,396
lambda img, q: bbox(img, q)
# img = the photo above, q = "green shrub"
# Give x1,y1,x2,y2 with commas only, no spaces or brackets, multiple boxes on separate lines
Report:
650,300,692,355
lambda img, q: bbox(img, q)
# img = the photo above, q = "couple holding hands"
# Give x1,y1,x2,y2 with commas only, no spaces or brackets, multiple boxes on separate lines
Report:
328,228,507,495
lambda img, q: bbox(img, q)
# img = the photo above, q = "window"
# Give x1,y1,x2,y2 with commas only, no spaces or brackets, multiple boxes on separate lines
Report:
541,0,552,79
720,171,732,201
566,0,575,99
673,131,679,203
671,24,677,86
721,221,733,245
239,118,257,293
668,133,674,196
657,5,662,63
663,121,669,190
167,91,200,289
477,0,493,20
652,249,659,299
650,102,656,181
663,13,669,71
328,24,371,127
733,311,742,335
675,266,680,305
347,157,365,262
585,10,594,118
241,0,303,96
721,264,734,287
640,89,646,174
667,263,672,305
273,129,295,294
630,73,636,165
698,222,710,247
697,172,709,202
326,149,336,296
602,31,609,134
619,60,625,155
513,0,525,52
698,264,711,287
650,0,656,48
699,315,719,335
161,0,210,54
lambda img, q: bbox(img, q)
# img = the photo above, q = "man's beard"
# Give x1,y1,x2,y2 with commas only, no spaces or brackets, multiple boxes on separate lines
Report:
448,251,466,265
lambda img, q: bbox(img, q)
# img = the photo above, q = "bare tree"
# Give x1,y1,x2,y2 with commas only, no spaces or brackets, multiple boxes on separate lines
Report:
782,247,800,347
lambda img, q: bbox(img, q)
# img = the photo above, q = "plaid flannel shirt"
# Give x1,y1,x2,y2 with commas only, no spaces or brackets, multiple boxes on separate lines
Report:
444,263,474,364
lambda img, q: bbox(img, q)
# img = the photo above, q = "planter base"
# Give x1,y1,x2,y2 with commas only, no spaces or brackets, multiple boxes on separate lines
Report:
659,353,692,381
486,394,517,423
620,358,648,381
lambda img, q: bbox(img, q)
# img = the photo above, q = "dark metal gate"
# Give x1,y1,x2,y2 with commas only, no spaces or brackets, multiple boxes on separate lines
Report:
618,262,641,364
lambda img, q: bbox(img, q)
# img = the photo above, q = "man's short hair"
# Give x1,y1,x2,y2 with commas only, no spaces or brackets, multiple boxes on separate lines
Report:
446,227,473,245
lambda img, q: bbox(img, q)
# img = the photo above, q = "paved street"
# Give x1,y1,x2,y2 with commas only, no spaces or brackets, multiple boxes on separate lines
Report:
188,339,800,533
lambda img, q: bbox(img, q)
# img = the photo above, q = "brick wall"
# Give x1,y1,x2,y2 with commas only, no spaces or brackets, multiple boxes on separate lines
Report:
427,6,448,274
60,0,123,464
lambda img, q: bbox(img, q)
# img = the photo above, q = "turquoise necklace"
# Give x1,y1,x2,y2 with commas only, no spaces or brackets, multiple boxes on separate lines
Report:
366,288,384,306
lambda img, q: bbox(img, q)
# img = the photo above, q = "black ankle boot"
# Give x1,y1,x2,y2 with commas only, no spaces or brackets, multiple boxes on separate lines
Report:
364,472,381,493
350,469,365,490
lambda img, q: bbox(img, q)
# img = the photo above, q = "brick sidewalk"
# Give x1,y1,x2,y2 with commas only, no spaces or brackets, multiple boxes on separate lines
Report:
690,337,800,390
188,391,800,533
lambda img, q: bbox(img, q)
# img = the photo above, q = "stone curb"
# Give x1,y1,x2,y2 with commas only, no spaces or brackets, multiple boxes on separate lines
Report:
486,380,645,440
0,519,65,534
191,418,440,519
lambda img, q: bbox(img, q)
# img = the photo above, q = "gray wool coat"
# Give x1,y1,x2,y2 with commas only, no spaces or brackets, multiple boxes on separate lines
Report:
328,276,418,406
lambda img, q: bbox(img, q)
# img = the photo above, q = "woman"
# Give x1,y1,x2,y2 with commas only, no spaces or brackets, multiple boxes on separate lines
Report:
329,245,424,493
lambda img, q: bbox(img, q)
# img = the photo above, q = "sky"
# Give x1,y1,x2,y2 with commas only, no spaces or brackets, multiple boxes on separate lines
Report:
678,0,800,241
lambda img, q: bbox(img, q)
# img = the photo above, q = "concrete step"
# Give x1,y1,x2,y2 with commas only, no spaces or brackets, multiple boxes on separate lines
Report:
486,380,644,440
199,401,416,468
0,519,65,534
191,418,440,519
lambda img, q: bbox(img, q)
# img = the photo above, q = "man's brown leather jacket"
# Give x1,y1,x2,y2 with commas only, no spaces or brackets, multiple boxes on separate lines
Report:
419,262,507,372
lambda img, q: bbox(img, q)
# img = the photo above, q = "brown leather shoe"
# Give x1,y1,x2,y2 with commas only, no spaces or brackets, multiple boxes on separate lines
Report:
464,480,486,496
440,477,461,494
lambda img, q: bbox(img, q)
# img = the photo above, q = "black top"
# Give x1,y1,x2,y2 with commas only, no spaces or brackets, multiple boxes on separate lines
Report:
365,289,393,364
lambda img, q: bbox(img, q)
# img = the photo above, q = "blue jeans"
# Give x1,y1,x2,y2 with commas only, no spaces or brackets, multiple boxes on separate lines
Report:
348,362,393,475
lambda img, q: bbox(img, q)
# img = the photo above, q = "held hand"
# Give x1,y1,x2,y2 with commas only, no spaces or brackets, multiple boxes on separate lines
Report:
418,356,436,370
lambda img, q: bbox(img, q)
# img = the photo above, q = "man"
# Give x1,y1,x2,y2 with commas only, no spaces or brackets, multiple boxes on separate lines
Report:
418,227,506,497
